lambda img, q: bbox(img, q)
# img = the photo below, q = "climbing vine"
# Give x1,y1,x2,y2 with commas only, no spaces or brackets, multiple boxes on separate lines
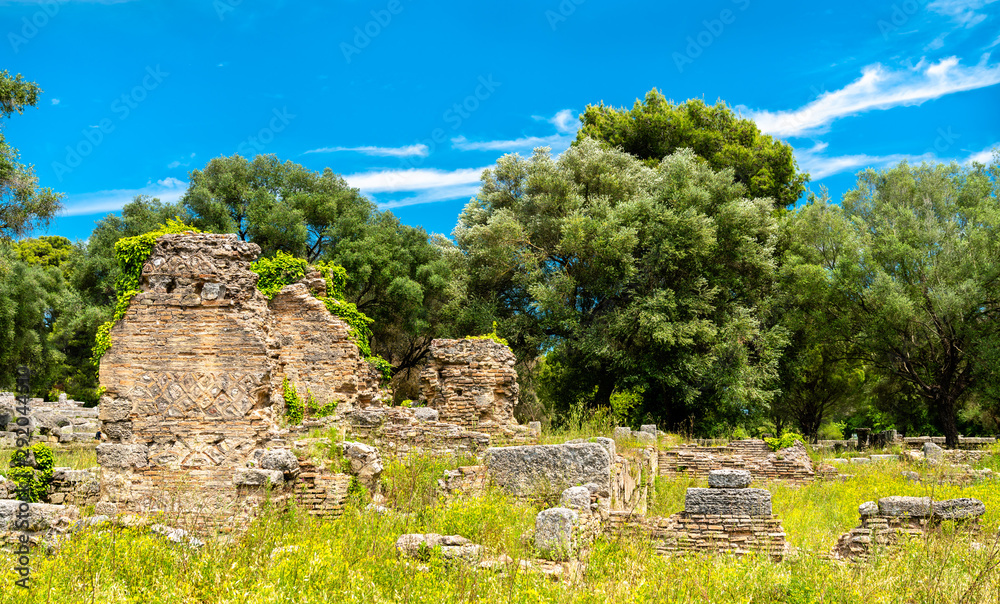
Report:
91,218,201,363
8,442,55,503
283,377,304,424
251,251,309,299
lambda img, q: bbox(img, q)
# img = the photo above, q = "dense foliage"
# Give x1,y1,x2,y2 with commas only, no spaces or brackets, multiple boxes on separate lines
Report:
7,442,54,502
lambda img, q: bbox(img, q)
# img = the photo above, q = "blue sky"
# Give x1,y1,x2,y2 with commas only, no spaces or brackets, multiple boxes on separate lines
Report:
3,0,999,242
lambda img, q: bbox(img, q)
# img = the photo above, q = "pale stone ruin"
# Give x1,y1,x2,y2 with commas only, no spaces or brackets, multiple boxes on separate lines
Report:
833,495,986,560
655,439,815,484
0,392,100,447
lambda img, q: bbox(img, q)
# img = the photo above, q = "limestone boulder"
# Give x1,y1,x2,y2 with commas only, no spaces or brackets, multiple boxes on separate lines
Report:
878,496,931,518
96,443,149,469
342,441,383,491
259,449,301,478
636,431,656,445
923,442,944,464
612,427,632,441
535,507,578,560
484,443,611,498
0,500,79,532
233,469,284,487
684,488,772,516
559,486,591,512
858,501,878,517
932,498,985,520
640,424,657,435
413,407,439,423
395,533,482,561
708,469,752,489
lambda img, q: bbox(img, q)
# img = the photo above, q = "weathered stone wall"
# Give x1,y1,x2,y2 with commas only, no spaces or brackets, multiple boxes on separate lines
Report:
97,233,382,522
419,339,518,429
291,458,351,518
342,407,494,460
47,468,100,506
658,440,814,484
607,512,788,560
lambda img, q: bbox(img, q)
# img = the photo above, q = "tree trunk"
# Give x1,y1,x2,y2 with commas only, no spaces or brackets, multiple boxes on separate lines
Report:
936,393,959,449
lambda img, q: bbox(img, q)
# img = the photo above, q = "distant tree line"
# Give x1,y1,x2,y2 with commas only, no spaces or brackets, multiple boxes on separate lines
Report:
3,74,999,448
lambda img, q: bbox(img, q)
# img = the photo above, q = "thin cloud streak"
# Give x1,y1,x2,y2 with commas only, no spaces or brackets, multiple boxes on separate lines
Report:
451,134,571,152
745,57,1000,138
798,141,999,179
304,144,429,158
343,166,489,193
59,179,187,217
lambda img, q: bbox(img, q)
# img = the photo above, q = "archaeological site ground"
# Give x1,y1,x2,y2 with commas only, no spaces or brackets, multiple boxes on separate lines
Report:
2,232,1000,604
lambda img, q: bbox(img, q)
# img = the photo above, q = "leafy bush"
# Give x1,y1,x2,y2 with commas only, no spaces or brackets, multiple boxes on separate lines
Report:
764,432,805,451
465,321,509,347
8,442,55,502
252,251,309,299
306,390,337,418
282,377,303,425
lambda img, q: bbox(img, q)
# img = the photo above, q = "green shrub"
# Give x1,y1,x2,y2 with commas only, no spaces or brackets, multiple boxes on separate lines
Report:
306,390,337,418
465,321,509,347
8,442,55,502
282,377,303,425
251,250,309,299
764,432,805,452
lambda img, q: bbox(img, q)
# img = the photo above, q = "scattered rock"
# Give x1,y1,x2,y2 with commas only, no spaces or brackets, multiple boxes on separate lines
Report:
259,449,301,478
612,427,632,441
528,421,542,435
878,496,931,518
413,407,439,422
901,471,921,483
858,501,878,517
484,443,611,498
923,442,944,464
342,441,383,492
233,469,284,487
395,533,482,562
535,508,578,560
559,486,591,511
708,469,752,489
639,424,657,436
932,498,985,520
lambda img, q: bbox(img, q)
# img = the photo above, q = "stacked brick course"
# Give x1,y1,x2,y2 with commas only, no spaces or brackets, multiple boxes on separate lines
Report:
419,339,519,429
291,458,351,517
658,440,814,484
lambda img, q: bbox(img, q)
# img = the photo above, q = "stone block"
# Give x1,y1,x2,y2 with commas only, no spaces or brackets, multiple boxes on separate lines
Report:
612,427,632,441
395,533,482,561
484,443,611,497
830,458,849,464
870,454,898,463
639,424,657,436
259,449,301,477
878,496,931,518
101,420,133,441
850,457,870,464
342,441,383,491
528,421,542,434
924,442,944,463
684,488,772,516
560,486,591,511
98,396,133,422
0,500,79,532
932,498,985,520
96,443,148,469
535,507,578,559
94,502,119,516
636,432,656,445
708,469,752,488
233,469,284,487
565,437,615,459
858,501,878,517
413,407,439,422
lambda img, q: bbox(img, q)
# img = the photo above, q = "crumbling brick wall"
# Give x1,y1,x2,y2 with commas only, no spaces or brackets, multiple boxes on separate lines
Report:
97,233,382,522
342,407,492,460
419,339,518,429
658,440,814,484
607,512,788,560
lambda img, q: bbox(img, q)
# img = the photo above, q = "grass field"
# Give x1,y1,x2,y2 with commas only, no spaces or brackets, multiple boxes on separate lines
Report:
2,443,1000,603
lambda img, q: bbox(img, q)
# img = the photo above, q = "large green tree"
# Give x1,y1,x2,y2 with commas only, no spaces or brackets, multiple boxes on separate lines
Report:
0,71,62,238
577,90,808,209
781,158,1000,447
456,139,785,431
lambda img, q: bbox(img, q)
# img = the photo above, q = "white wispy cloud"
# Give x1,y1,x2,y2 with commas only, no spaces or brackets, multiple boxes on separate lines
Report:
304,144,429,158
928,0,998,27
375,184,482,210
343,166,488,193
744,56,1000,138
797,141,998,179
549,109,578,133
50,98,60,105
60,178,187,217
451,134,570,152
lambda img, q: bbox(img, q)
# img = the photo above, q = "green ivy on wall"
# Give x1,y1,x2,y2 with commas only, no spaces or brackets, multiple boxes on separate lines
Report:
283,377,304,424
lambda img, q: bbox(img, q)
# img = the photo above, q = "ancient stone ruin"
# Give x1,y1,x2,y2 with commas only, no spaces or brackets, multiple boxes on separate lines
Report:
657,439,815,484
419,338,518,431
833,495,986,560
611,469,788,560
96,233,384,523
